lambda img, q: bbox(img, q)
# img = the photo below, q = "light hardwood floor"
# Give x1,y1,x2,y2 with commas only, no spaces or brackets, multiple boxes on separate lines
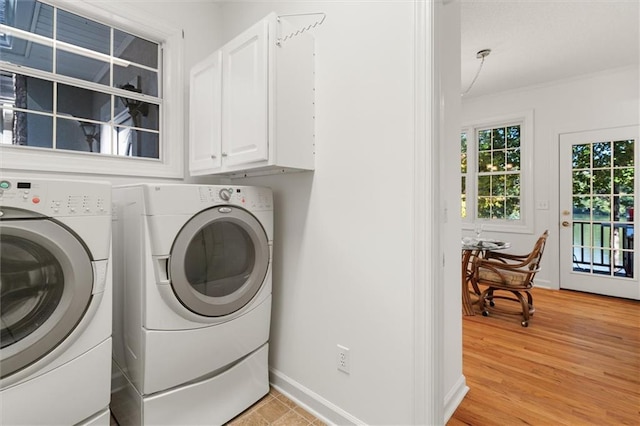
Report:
448,287,640,425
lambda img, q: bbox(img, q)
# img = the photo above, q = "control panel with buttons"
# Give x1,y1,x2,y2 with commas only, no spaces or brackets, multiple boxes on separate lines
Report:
197,186,273,211
0,178,110,217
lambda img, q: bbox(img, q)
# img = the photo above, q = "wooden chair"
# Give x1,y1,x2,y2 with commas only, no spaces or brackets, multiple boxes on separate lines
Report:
472,230,549,327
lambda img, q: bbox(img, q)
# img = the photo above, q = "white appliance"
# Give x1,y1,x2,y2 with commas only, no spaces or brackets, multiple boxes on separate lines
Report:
0,177,112,426
111,184,272,425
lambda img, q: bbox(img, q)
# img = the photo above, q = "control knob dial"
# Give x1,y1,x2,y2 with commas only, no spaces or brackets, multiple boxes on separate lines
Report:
219,188,232,201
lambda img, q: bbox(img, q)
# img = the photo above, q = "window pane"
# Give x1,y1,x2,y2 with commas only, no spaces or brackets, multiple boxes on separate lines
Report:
478,129,491,150
461,176,466,219
492,197,505,219
116,97,159,131
461,133,467,173
478,151,492,172
56,117,95,152
2,1,53,37
593,169,611,195
593,196,611,221
0,110,53,147
505,197,520,219
505,174,520,196
573,196,591,221
614,140,634,167
478,175,490,196
477,197,491,218
56,49,108,85
114,126,159,158
618,196,634,221
114,29,158,69
493,150,505,171
57,84,110,122
1,73,54,113
572,170,591,195
492,127,505,149
56,9,109,55
506,148,520,171
492,175,505,196
0,35,53,72
593,141,611,168
572,144,590,169
114,66,158,97
614,168,634,194
506,125,520,148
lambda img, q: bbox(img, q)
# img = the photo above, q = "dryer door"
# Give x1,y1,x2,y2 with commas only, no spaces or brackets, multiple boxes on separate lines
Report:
0,214,93,379
169,206,270,317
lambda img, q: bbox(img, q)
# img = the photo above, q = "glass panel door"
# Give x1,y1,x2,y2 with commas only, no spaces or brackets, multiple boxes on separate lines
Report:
560,126,639,300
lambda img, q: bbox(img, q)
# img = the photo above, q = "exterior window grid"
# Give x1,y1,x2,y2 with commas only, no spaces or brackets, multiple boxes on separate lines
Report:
0,0,161,158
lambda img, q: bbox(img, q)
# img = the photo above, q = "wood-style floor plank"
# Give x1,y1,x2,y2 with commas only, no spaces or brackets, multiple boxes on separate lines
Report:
448,287,640,426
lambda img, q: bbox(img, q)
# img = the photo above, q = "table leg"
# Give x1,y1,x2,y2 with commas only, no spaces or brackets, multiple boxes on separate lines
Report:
461,249,475,316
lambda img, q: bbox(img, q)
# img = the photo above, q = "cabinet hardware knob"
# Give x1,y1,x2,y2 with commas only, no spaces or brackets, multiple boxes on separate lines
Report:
562,221,571,227
222,152,228,157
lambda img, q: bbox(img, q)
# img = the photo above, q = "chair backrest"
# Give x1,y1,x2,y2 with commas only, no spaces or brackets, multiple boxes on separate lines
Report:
527,230,549,274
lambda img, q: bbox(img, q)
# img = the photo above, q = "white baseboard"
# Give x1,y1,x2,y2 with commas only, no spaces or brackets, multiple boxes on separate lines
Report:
269,368,366,425
534,278,554,289
443,375,469,422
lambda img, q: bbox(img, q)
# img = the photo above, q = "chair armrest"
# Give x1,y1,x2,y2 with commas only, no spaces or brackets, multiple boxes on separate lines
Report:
473,258,540,287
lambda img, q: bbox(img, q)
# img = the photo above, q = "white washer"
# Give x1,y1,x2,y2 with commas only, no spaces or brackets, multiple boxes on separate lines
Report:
0,177,112,426
111,183,272,425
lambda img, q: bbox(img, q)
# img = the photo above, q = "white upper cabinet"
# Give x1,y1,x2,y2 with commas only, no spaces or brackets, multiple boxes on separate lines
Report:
189,50,223,175
222,19,269,167
189,13,316,177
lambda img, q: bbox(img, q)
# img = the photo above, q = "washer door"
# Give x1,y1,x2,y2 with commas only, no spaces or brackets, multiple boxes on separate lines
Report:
169,206,270,317
0,217,93,379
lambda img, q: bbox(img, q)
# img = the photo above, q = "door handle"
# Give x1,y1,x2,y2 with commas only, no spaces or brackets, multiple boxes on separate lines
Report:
562,221,571,227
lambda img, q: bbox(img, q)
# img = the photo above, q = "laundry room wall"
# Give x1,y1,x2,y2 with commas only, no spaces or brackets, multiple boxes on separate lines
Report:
461,66,640,291
191,1,458,424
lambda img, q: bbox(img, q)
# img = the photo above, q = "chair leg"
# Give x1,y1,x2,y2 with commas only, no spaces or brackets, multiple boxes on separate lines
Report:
479,288,493,317
511,290,530,327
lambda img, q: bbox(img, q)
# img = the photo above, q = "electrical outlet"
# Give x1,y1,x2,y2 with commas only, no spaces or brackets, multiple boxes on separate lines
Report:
337,344,350,374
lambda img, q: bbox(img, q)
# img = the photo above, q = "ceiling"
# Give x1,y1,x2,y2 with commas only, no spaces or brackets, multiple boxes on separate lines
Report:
461,0,640,98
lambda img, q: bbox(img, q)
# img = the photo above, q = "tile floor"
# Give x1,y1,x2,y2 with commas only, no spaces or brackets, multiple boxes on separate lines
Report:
226,387,326,426
110,387,326,425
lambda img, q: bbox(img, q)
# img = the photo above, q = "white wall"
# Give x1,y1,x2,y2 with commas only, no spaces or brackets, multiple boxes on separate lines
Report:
462,66,640,289
196,2,423,424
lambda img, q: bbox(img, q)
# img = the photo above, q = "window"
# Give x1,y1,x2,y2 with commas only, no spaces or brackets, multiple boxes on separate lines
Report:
0,0,183,177
461,111,533,233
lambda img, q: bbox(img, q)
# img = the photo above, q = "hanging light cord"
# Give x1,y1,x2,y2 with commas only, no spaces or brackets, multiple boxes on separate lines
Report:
462,49,491,97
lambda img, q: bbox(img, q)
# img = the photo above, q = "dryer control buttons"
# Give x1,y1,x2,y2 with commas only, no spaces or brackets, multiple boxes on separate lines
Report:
0,181,10,190
219,188,233,201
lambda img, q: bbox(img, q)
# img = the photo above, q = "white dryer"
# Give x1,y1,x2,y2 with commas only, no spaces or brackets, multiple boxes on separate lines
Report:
0,177,112,426
111,183,272,425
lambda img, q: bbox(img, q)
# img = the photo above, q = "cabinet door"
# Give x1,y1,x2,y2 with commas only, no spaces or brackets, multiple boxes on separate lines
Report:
189,50,222,176
222,18,269,167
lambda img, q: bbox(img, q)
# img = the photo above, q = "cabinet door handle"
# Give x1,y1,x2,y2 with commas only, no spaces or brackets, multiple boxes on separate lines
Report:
222,152,228,157
210,154,217,159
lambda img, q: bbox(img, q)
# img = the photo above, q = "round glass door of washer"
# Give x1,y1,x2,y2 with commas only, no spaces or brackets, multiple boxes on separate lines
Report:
170,206,270,317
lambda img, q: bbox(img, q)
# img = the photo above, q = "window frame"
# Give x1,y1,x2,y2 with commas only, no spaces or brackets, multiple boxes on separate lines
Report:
0,0,184,178
462,110,534,234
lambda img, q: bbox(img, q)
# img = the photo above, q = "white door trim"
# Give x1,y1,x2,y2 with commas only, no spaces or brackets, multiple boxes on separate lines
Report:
413,0,444,424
